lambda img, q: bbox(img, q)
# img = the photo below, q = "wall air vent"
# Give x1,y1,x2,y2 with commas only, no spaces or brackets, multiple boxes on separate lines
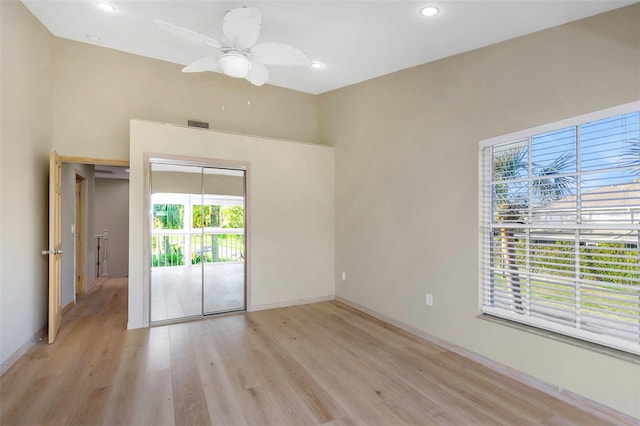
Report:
187,120,209,129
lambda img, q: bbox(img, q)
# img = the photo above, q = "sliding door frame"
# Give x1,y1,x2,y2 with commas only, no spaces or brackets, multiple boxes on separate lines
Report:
143,152,250,326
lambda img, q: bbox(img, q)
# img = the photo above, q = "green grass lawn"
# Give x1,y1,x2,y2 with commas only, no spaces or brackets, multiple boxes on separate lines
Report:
491,275,639,321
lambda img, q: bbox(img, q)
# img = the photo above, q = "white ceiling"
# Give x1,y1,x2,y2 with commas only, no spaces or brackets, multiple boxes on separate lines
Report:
22,0,635,94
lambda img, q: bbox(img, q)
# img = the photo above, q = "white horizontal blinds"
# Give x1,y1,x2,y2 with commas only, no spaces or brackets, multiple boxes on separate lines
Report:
491,139,529,224
480,147,494,312
484,139,528,315
481,109,640,355
530,127,577,224
579,230,639,341
529,229,577,327
581,113,640,224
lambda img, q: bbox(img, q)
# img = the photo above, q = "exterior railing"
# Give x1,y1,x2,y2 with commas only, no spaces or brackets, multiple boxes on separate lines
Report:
152,232,244,267
192,233,245,264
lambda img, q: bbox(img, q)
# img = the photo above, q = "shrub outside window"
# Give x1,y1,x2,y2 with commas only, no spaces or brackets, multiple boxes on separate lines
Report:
151,194,244,268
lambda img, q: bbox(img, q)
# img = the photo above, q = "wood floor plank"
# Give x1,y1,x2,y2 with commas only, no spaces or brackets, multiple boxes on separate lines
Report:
258,307,450,422
133,368,176,426
193,333,249,426
168,324,212,426
101,343,148,425
0,279,631,425
0,374,56,426
245,316,347,424
311,307,537,423
241,335,329,425
307,303,562,424
65,386,111,426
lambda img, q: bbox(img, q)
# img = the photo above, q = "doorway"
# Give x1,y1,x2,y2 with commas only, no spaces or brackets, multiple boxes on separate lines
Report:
148,159,247,324
75,174,87,295
47,154,129,344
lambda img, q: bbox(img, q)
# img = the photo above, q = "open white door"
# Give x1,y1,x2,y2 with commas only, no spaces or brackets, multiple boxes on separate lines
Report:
45,149,63,343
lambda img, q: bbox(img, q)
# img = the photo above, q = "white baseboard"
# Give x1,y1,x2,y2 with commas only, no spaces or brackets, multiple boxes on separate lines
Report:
335,296,638,424
1,325,46,377
127,321,145,330
62,300,75,315
250,295,335,312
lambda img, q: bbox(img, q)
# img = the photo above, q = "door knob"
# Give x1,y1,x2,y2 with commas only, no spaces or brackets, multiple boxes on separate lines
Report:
41,249,63,255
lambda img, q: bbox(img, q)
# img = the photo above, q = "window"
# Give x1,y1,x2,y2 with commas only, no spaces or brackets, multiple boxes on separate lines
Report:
151,193,244,267
153,204,184,230
193,204,220,228
479,102,640,355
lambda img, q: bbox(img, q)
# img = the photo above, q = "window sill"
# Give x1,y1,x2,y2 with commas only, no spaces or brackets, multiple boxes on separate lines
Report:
477,313,640,365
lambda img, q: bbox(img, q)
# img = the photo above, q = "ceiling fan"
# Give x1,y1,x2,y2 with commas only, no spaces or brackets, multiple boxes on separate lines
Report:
155,7,310,86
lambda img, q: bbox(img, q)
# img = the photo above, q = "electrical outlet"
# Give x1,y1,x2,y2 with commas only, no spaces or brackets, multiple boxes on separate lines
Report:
341,272,346,281
425,293,433,306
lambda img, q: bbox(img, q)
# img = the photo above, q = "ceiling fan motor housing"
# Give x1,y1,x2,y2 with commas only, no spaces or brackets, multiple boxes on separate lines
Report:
219,51,250,78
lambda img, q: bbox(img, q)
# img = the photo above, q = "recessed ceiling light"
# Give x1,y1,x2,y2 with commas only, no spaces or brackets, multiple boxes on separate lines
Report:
419,6,439,17
311,62,325,69
96,2,116,12
86,34,101,43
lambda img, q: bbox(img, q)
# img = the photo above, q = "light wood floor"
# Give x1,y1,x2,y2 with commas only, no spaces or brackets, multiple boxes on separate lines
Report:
0,279,629,425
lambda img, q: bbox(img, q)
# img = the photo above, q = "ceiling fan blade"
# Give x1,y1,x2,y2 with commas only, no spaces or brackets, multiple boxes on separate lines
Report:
247,60,269,86
182,56,221,73
251,43,309,66
155,19,221,49
223,7,261,49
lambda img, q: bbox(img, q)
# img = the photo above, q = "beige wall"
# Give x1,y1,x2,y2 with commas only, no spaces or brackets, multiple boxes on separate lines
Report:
95,178,129,278
151,172,244,196
0,1,53,368
318,4,640,418
129,121,334,328
51,38,319,161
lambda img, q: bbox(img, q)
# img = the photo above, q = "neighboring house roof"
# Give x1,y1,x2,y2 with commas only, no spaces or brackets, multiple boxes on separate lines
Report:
538,182,640,212
506,182,640,243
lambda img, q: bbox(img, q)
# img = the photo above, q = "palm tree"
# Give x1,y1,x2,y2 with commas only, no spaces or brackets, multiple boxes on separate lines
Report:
622,137,640,175
492,147,575,311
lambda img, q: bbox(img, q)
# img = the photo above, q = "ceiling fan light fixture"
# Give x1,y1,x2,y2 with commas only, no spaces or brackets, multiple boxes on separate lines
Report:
157,7,309,87
419,6,439,17
220,52,250,78
96,2,116,12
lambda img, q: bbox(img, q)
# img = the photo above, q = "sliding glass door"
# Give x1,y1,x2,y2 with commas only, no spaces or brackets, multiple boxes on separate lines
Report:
150,164,202,322
150,162,246,324
202,167,246,314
